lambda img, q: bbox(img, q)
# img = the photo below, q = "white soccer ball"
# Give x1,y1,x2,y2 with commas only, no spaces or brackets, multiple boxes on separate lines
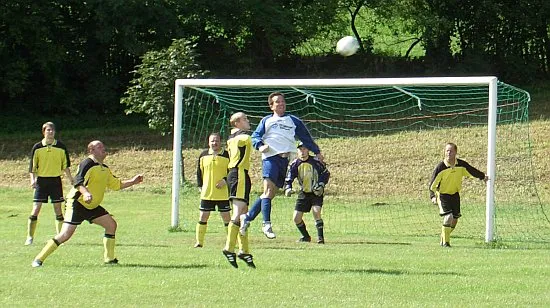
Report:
336,36,360,57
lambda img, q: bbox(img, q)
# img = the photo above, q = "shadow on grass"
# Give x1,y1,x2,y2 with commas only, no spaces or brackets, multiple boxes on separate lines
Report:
69,242,171,248
295,267,462,276
115,263,208,269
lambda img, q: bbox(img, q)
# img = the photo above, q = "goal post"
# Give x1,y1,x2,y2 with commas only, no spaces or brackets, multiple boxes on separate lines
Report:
172,77,502,241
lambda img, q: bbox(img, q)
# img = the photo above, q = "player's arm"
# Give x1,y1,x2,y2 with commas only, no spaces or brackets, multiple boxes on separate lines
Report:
63,167,74,185
461,160,487,181
196,154,204,188
291,115,323,161
251,117,267,150
120,174,144,189
429,163,443,202
284,160,298,196
29,144,38,187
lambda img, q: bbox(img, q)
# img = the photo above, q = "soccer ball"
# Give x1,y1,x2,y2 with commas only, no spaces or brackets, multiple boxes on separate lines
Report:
336,36,360,57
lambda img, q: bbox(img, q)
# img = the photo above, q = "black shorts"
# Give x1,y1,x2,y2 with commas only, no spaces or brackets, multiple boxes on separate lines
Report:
295,193,324,213
64,199,110,225
438,193,461,218
33,177,65,203
200,199,231,212
227,168,251,204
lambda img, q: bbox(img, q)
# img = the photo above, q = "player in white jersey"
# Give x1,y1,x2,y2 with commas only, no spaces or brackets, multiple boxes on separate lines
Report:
240,92,324,239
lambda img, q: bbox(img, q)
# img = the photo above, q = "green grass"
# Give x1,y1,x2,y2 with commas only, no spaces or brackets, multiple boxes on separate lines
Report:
2,188,550,307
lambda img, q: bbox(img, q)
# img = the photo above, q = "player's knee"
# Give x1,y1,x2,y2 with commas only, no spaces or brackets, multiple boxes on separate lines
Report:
442,214,453,226
28,215,38,221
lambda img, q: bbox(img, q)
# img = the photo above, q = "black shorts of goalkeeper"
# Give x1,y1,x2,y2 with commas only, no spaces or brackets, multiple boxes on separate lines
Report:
295,192,323,213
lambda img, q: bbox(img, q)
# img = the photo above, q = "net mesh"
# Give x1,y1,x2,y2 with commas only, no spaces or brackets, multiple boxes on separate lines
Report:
178,81,549,242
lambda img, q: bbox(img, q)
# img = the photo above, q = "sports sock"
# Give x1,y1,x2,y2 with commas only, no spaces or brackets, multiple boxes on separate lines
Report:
238,230,250,254
55,215,64,234
442,226,452,244
247,198,262,221
196,221,207,246
315,219,324,238
27,215,38,238
260,198,272,222
35,238,60,262
103,234,116,262
224,222,239,252
296,221,310,238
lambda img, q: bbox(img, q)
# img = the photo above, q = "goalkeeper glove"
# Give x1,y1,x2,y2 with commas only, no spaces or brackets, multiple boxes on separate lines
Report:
284,188,293,197
313,182,325,196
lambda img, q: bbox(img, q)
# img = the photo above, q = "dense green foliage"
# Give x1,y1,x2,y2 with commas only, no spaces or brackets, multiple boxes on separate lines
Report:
1,1,548,118
121,39,206,133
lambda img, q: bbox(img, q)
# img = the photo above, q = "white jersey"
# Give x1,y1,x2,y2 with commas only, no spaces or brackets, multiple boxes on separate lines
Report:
252,113,320,160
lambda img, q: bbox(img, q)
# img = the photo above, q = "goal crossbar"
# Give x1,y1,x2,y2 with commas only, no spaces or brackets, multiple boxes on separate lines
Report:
172,77,498,242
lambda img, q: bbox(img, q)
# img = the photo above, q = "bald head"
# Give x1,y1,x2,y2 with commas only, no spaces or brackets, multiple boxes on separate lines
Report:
87,140,107,162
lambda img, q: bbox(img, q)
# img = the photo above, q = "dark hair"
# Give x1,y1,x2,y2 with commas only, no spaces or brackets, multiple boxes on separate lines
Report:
267,92,284,106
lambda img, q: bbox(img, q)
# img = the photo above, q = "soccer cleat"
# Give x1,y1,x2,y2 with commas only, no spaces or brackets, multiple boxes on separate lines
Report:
193,243,203,248
262,223,276,239
442,242,452,248
31,260,43,268
104,258,119,265
317,237,325,244
239,214,250,236
297,236,311,243
237,253,256,268
25,237,33,246
222,250,238,268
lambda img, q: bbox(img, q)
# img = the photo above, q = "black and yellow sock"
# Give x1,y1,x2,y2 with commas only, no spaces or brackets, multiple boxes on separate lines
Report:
195,221,207,246
103,234,116,262
224,221,239,252
27,215,38,238
315,219,324,239
55,215,64,234
35,238,61,262
296,221,310,238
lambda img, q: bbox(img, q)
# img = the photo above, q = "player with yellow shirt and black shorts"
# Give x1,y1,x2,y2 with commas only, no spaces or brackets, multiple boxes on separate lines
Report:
429,142,488,247
31,140,143,267
222,112,255,268
26,122,74,246
194,133,231,248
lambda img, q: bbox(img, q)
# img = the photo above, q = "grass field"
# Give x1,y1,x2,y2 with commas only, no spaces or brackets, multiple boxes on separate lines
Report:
1,188,549,307
1,88,549,306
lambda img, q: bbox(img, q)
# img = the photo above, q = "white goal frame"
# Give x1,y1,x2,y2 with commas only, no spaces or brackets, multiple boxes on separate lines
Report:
172,77,498,242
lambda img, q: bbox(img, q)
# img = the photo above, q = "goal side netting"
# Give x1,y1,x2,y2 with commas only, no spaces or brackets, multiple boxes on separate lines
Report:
171,77,549,243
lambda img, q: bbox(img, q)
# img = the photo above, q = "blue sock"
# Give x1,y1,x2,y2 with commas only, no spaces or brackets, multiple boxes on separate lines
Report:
247,198,262,221
261,198,272,222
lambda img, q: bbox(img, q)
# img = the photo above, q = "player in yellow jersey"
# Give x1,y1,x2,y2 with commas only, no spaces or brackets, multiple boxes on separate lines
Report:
194,133,231,248
222,112,255,268
26,122,74,245
31,140,143,267
429,143,488,247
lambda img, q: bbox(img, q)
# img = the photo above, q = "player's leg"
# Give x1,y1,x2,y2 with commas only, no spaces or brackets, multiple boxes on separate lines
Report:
91,210,118,264
51,177,65,234
223,201,246,268
32,222,77,267
294,210,310,242
26,202,42,245
312,205,324,244
441,214,453,247
218,200,231,231
260,179,278,239
195,200,214,248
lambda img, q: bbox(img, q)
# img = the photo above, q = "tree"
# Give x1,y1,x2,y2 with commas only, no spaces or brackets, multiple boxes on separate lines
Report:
121,39,207,134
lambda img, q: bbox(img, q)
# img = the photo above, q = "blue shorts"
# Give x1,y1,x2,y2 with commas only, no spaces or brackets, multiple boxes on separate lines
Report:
262,155,289,188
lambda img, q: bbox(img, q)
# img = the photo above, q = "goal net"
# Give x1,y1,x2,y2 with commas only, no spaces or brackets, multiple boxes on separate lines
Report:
171,77,550,243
